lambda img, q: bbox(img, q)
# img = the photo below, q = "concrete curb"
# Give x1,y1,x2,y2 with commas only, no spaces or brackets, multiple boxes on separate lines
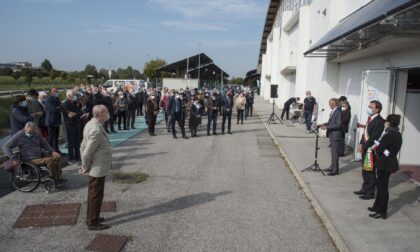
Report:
257,111,350,252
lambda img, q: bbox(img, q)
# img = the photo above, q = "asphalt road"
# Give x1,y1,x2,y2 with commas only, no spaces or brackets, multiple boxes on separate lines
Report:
0,111,336,251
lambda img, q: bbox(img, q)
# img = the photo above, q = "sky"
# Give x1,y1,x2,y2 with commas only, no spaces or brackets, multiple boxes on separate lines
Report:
0,0,268,78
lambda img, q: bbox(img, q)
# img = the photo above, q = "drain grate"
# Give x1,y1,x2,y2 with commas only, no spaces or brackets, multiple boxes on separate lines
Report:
86,234,128,252
14,203,81,228
101,201,116,212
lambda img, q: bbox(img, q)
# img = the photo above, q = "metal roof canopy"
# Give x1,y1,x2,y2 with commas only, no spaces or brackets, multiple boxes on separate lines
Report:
304,0,420,59
257,0,281,67
156,53,229,78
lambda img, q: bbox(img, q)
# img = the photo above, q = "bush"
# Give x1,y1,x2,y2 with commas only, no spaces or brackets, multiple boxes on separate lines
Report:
40,77,50,84
0,97,12,130
0,76,16,85
32,77,41,84
52,77,63,84
16,76,27,85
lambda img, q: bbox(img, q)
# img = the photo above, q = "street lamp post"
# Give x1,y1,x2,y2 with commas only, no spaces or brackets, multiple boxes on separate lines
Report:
198,43,201,88
108,42,112,79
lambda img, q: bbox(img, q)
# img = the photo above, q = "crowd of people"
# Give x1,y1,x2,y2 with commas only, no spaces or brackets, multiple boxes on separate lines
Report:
281,91,403,220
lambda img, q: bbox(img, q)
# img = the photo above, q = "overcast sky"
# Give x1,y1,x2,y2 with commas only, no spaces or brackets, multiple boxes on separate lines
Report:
0,0,267,77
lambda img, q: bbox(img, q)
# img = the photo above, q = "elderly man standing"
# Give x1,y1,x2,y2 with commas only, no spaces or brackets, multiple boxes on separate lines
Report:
62,90,82,164
79,105,112,231
2,122,64,184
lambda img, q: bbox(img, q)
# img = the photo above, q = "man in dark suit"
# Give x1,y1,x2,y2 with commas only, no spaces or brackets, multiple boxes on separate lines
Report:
221,90,234,135
207,92,220,136
61,90,82,163
319,98,343,176
355,100,385,200
281,97,300,120
44,88,62,152
167,91,188,139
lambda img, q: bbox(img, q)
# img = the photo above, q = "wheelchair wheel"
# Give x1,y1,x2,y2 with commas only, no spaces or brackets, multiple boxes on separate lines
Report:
11,162,40,192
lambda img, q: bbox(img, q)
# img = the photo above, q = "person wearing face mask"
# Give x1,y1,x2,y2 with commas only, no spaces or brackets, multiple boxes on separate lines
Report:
114,91,129,130
146,92,159,136
27,89,45,129
339,99,351,156
355,100,385,200
207,92,220,136
303,91,317,133
168,91,188,139
9,95,34,136
367,114,402,219
44,87,63,152
37,91,49,140
235,92,247,125
221,89,234,135
127,91,138,130
79,105,112,230
165,90,175,132
61,90,83,164
3,122,64,185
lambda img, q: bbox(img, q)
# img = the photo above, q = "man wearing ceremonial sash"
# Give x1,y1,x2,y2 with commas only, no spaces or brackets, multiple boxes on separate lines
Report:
355,100,385,200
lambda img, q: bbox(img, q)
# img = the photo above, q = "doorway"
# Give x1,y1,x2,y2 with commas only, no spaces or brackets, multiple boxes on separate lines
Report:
399,68,420,181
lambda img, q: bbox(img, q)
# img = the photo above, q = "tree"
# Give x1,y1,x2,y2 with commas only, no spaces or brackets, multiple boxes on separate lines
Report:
60,71,68,80
98,68,109,80
143,58,166,79
49,70,60,81
229,77,244,85
41,59,53,71
22,68,33,87
0,67,13,76
83,64,98,78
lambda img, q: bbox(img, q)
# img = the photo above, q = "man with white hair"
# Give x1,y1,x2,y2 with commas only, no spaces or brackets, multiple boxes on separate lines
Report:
79,105,112,231
62,90,82,164
2,122,64,184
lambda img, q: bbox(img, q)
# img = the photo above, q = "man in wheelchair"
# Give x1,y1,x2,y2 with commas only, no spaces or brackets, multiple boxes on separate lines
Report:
2,122,66,185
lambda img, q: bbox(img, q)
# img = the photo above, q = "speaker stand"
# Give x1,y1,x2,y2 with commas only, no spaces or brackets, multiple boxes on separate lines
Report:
267,99,283,125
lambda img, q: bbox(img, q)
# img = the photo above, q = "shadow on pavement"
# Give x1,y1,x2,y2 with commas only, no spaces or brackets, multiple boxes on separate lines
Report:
388,186,420,218
105,191,232,226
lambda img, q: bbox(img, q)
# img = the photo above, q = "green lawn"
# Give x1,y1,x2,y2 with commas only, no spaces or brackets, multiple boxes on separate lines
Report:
0,83,73,92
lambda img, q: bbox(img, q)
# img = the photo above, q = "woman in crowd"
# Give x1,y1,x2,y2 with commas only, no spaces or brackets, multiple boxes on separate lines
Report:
114,91,129,130
235,91,246,125
368,114,403,220
189,96,202,137
340,100,351,156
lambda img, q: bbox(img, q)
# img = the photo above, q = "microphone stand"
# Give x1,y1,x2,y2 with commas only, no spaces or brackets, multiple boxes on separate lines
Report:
301,109,325,176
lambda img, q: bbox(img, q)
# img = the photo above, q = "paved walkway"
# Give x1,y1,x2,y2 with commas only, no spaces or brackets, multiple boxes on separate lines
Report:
0,109,336,251
255,97,420,252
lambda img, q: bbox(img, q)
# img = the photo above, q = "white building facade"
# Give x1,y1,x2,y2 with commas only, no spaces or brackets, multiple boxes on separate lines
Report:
258,0,420,169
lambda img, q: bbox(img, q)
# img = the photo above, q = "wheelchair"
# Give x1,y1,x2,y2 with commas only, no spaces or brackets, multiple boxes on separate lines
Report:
11,160,55,193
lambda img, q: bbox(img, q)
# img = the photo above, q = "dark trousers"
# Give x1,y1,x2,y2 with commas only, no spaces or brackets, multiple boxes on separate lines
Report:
190,125,198,137
127,109,136,128
207,112,218,134
362,169,376,196
339,133,346,156
148,114,157,135
281,107,290,120
330,139,340,173
171,112,186,137
222,111,232,133
117,110,127,130
87,176,105,226
48,126,60,152
65,123,81,161
237,109,244,124
373,170,391,215
104,116,115,132
304,110,313,131
137,103,144,116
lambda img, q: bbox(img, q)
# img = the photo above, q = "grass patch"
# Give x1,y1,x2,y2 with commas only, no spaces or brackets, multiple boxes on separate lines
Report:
112,171,149,184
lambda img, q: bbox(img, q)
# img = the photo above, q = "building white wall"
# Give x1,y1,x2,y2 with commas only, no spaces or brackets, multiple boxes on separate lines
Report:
162,78,198,90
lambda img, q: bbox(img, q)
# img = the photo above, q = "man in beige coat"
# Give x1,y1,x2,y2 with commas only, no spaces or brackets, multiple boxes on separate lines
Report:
79,105,112,230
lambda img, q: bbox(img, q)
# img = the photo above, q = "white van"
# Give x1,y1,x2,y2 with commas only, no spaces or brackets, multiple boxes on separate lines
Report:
102,79,146,93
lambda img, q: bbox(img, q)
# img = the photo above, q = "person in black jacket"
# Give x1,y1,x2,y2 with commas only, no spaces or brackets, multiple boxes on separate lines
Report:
281,97,300,120
102,90,116,133
189,96,202,137
221,90,234,135
245,90,254,120
136,88,146,116
303,91,316,133
340,100,351,156
61,90,82,163
355,100,385,200
44,88,62,152
368,114,403,219
207,92,220,136
9,95,34,136
127,91,138,129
